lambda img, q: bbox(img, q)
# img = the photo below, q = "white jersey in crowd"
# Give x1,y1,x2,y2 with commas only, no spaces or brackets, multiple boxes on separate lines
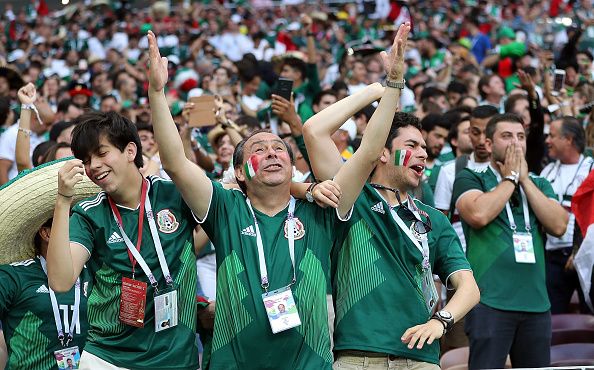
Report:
0,123,47,181
434,153,490,251
540,155,594,250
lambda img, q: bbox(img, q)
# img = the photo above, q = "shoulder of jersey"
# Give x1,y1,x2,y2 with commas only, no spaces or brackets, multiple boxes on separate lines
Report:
78,191,107,212
469,166,489,174
9,258,37,268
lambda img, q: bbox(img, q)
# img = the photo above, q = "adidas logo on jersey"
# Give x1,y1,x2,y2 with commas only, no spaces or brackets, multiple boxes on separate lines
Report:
371,202,385,214
241,225,256,237
107,232,124,244
36,284,50,294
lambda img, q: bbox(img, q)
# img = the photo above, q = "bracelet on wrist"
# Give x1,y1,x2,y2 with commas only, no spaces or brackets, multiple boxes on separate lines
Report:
58,192,73,199
385,78,406,89
18,127,31,136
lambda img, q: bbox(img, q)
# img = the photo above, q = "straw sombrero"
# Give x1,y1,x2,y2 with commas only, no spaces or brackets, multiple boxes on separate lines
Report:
0,158,100,264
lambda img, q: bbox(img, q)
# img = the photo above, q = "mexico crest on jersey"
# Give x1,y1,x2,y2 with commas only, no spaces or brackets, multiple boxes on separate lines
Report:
284,218,305,240
156,209,179,233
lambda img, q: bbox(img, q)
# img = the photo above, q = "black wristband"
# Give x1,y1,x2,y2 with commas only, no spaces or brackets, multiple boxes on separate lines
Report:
430,315,447,335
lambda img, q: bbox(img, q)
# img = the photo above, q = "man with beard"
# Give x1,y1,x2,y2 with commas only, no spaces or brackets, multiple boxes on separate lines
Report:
454,113,568,368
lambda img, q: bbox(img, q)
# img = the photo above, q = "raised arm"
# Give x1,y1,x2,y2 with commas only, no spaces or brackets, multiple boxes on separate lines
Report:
303,83,385,180
47,160,91,292
15,83,36,172
333,22,411,217
147,31,212,219
519,154,568,237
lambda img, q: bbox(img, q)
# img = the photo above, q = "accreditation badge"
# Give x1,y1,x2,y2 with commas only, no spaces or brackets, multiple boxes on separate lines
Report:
513,232,536,264
154,288,178,332
54,346,81,369
262,285,301,334
421,268,438,313
119,277,147,327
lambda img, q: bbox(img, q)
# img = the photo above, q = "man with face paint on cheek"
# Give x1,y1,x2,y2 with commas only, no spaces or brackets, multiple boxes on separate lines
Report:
304,23,480,369
145,27,407,369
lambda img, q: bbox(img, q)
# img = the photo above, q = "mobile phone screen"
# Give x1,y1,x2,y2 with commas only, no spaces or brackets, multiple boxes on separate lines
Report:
275,78,293,101
553,70,565,92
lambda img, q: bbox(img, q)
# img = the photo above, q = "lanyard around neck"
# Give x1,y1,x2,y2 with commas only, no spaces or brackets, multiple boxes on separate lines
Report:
371,187,431,270
547,155,586,202
245,197,296,292
491,166,531,233
108,178,173,289
40,256,80,347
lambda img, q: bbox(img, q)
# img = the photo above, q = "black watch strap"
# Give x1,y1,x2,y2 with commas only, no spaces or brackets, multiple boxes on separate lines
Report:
430,314,448,335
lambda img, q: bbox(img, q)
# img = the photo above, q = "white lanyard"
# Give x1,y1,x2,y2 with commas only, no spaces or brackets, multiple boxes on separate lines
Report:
493,169,531,233
373,188,430,271
110,181,173,289
39,257,80,347
545,156,586,204
245,197,296,292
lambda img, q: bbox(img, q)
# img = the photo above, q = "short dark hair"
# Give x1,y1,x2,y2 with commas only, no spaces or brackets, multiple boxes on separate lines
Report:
384,112,422,149
504,93,529,114
471,105,499,119
42,142,72,164
421,113,450,134
280,57,306,81
313,89,337,107
478,74,502,99
485,113,524,140
420,86,446,102
447,81,468,95
577,50,594,62
71,111,144,168
0,96,10,124
557,116,586,153
57,99,77,114
101,94,118,103
32,140,57,167
232,129,294,193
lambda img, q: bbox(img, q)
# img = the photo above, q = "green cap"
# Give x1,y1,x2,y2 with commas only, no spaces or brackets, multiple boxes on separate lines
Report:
458,37,472,50
497,26,515,40
170,100,184,117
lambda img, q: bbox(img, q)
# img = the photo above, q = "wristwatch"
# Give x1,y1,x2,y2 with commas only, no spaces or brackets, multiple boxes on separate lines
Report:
385,78,406,89
431,310,454,334
503,170,520,185
305,183,317,203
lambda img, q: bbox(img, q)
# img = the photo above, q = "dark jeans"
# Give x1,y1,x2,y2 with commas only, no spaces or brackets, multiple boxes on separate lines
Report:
546,248,588,314
465,303,551,369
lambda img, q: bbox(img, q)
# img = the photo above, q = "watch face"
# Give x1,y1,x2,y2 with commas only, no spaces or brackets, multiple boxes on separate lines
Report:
439,310,452,320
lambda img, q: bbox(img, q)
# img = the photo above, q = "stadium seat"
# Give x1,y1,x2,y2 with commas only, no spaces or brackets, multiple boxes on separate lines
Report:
440,347,511,370
550,343,594,366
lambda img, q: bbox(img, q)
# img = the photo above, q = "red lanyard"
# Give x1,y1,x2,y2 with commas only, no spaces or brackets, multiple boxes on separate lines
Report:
108,179,148,277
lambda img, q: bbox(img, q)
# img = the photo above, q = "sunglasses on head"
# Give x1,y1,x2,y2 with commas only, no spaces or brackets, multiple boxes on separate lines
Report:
370,183,432,235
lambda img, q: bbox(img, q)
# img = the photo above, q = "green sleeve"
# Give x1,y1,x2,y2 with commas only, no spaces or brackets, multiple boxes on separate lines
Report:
257,105,272,123
297,104,315,125
533,176,557,199
293,135,313,175
199,181,241,258
452,169,483,204
421,181,435,207
305,63,321,98
432,212,471,285
70,206,96,255
0,266,19,317
427,165,442,194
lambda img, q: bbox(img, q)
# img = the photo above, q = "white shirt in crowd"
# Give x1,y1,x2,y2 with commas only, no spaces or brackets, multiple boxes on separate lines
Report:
0,123,47,181
208,32,254,62
434,153,490,251
541,155,594,250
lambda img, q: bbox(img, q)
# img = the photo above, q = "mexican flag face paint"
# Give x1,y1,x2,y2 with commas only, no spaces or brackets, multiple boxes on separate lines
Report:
244,155,259,180
394,149,412,167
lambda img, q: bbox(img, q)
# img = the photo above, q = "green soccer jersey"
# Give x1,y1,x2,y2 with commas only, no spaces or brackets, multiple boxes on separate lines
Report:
332,184,471,365
0,257,90,370
69,176,199,370
452,166,555,312
200,182,338,370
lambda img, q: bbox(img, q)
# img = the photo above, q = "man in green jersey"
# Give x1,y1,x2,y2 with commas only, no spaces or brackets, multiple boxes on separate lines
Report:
146,23,411,369
303,63,480,370
453,113,568,368
46,111,201,368
0,159,99,370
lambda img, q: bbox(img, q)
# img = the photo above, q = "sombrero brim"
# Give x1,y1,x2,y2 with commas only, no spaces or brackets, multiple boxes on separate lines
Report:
0,66,24,91
0,158,100,264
